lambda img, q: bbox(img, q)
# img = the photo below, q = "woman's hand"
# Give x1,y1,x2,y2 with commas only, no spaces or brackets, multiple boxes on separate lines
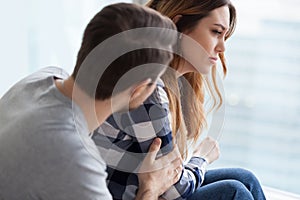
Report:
193,136,220,164
135,138,182,200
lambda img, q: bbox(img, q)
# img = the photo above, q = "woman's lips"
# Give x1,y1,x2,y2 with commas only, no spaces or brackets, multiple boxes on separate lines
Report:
209,57,218,64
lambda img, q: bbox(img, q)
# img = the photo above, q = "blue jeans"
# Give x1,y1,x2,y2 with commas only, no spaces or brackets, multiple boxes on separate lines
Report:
187,168,266,200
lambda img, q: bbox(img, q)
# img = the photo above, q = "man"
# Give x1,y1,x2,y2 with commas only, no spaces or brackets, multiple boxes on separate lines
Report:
0,3,181,199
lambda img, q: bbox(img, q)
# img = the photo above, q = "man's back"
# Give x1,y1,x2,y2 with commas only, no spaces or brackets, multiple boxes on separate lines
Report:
0,67,111,200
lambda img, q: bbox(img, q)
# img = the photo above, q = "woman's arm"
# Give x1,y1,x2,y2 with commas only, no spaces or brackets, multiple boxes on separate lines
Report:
192,136,220,164
135,138,182,200
92,84,211,199
129,85,211,199
161,137,220,199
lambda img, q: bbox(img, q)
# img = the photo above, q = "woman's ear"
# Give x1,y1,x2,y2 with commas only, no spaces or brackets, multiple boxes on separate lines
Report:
172,15,182,24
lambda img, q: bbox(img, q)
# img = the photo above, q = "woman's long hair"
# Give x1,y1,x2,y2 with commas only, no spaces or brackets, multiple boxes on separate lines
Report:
146,0,237,159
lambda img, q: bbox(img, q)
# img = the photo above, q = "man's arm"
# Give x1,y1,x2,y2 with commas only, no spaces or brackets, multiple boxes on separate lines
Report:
135,138,182,200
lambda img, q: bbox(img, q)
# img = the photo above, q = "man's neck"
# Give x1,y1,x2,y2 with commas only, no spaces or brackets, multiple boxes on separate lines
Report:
55,77,112,133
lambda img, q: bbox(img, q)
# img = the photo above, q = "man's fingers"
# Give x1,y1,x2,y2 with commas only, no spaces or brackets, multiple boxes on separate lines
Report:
146,138,162,162
169,160,182,184
143,141,182,172
172,158,183,176
174,167,182,183
171,157,182,169
155,145,181,167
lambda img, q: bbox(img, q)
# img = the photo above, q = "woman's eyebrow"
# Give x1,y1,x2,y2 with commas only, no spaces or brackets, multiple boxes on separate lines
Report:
213,23,228,30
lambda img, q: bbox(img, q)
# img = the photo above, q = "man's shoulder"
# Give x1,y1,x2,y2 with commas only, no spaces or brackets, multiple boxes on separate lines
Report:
0,119,111,200
29,66,69,80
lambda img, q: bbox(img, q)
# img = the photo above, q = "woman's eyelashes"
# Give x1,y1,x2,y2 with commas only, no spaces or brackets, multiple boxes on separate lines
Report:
212,29,223,36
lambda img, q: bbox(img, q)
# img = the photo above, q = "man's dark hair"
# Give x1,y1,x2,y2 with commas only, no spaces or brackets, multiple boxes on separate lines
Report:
71,3,177,100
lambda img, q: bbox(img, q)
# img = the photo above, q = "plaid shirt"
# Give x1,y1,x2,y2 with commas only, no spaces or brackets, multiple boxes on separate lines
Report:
92,79,207,200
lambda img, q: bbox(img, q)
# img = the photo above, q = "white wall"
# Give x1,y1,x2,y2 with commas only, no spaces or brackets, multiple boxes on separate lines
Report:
0,0,131,97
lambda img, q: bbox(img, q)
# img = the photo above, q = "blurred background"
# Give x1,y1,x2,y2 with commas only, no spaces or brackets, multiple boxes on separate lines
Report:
0,0,299,195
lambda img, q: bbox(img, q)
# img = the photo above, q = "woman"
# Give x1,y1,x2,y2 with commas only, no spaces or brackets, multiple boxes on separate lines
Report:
93,0,266,199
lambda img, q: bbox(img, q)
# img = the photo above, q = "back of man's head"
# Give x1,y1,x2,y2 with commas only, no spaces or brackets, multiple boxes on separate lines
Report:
71,3,177,100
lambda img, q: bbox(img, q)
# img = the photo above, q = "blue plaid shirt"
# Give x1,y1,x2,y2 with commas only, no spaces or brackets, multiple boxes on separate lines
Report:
92,79,207,200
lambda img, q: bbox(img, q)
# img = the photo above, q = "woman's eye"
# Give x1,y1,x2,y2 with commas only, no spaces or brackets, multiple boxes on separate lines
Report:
212,30,222,35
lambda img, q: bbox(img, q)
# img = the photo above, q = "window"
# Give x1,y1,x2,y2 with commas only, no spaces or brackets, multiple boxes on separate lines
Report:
0,0,131,97
211,0,300,195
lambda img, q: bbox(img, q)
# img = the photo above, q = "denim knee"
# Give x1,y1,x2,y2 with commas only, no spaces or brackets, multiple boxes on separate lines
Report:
231,168,266,200
233,168,261,189
224,180,254,200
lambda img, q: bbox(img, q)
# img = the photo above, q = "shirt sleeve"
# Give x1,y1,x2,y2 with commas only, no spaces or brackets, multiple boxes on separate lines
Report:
102,83,174,157
144,86,208,199
93,83,206,200
162,157,207,199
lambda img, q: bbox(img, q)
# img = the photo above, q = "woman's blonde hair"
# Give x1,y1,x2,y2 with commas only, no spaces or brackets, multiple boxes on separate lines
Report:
146,0,237,159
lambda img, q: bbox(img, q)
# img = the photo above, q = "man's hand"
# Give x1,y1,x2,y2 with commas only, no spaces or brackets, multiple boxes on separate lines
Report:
135,138,182,200
192,136,220,164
